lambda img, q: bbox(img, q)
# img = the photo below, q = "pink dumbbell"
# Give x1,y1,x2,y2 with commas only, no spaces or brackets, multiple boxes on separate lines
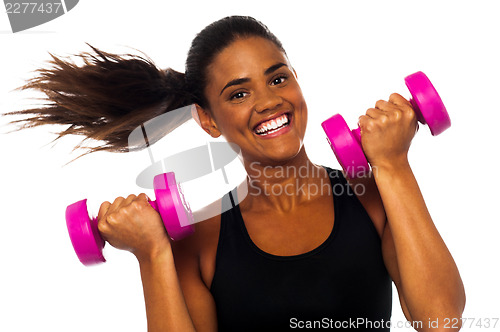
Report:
321,71,451,178
65,172,195,266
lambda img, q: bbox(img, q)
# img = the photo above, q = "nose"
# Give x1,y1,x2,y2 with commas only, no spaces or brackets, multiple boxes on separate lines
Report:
254,87,283,113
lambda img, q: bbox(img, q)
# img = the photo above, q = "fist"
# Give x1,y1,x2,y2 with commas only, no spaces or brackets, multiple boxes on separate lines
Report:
97,193,170,259
358,93,418,169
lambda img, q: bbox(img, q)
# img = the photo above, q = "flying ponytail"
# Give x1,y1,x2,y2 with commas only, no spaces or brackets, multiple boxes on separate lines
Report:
4,16,286,158
4,43,193,155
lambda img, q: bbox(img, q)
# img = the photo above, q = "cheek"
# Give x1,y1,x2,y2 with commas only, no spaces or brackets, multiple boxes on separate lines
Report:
293,96,308,134
285,81,306,104
287,86,307,118
214,109,250,139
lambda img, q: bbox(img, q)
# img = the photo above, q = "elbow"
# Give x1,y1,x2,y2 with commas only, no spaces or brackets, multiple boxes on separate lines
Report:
425,300,466,332
436,279,467,328
451,281,467,319
412,291,466,332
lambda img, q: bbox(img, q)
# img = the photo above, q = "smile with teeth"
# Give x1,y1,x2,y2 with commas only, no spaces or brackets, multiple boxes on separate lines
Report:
254,113,290,136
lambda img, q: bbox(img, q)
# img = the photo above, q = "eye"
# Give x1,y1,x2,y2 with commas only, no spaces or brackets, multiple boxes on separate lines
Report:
270,74,288,86
230,91,248,100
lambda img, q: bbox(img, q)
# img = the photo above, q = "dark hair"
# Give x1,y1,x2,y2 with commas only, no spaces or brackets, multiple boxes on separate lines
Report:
4,16,285,156
186,16,285,109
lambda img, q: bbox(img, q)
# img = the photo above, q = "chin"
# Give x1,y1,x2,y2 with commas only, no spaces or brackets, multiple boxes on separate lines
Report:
263,144,305,166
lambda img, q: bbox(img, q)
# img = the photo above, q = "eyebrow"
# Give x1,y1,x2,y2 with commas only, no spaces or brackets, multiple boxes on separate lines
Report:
219,62,288,96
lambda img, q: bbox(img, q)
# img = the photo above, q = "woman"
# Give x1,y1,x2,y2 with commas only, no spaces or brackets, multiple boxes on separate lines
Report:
7,16,465,331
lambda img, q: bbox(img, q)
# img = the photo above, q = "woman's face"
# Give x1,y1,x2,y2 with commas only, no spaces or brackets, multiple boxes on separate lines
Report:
198,36,308,167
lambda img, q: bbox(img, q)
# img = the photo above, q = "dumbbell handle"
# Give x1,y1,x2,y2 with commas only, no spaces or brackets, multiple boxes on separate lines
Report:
87,199,159,225
347,95,424,145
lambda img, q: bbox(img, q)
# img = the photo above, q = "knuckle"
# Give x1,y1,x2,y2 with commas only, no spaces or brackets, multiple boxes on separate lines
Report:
137,193,149,201
365,108,377,117
364,121,375,132
106,212,120,225
98,201,111,216
397,107,414,124
378,113,390,124
358,116,367,129
97,219,108,234
134,200,150,214
404,107,416,119
391,109,403,120
128,202,141,213
120,206,131,217
125,200,144,215
121,205,136,217
114,196,125,204
375,99,386,108
389,93,401,101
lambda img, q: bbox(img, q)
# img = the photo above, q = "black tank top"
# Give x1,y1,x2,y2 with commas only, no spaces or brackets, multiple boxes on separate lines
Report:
210,167,392,331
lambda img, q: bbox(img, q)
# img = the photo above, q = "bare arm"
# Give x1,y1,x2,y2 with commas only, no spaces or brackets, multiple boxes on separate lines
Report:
97,194,217,331
376,160,465,331
137,249,197,332
358,93,466,331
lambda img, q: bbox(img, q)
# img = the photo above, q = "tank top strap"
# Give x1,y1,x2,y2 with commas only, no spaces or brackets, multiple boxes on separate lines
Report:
324,167,382,244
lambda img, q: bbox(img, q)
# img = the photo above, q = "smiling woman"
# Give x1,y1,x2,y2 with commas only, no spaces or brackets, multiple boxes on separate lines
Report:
198,36,308,167
4,16,465,332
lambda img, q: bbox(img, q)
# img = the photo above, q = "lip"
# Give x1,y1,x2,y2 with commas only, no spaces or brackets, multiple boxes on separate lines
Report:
253,112,293,139
252,112,292,132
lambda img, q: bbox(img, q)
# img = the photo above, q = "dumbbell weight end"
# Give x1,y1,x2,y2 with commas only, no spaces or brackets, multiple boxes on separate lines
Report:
66,199,106,266
153,173,195,242
321,114,370,179
404,71,451,136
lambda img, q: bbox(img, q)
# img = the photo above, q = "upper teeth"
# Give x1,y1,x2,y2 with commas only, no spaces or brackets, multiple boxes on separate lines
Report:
256,114,289,134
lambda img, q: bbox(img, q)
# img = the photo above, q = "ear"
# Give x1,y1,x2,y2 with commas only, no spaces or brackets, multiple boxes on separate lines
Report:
194,104,222,138
292,67,298,80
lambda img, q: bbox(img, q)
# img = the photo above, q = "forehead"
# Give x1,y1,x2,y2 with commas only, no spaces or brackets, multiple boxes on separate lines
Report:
206,37,289,85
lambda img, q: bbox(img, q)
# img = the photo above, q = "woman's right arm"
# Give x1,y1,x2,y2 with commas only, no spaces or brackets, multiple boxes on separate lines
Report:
97,194,217,332
138,247,197,331
138,236,218,332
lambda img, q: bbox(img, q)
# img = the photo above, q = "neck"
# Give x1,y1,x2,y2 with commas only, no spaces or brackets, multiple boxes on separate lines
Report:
241,148,328,213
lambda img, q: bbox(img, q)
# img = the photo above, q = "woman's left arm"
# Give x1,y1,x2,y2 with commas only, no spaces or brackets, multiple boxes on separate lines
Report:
358,93,466,331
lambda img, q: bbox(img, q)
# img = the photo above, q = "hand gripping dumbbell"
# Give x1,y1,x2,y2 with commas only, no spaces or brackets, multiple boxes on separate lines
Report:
321,71,451,178
65,172,195,266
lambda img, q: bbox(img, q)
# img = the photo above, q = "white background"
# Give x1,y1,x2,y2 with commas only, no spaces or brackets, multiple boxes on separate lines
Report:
1,1,499,331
